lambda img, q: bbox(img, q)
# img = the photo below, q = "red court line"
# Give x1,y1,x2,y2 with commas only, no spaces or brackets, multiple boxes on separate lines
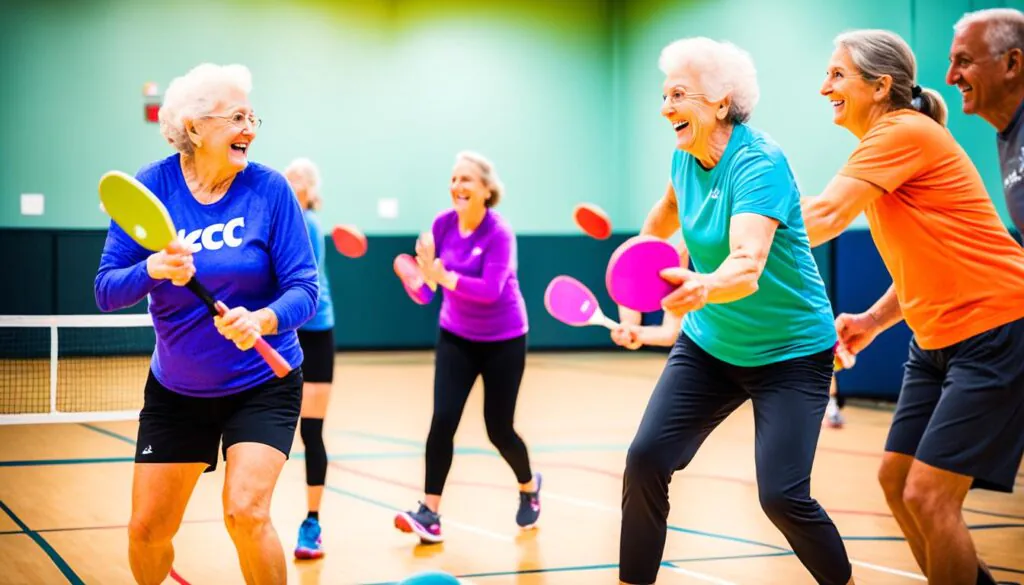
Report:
169,567,191,585
332,462,889,522
547,460,755,486
331,462,421,491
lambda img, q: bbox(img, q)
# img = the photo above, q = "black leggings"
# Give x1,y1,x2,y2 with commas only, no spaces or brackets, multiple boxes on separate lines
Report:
425,328,532,495
620,332,851,585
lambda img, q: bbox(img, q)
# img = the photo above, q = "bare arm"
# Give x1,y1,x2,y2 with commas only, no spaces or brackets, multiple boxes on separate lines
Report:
866,284,903,331
636,312,683,347
641,181,682,239
619,181,681,328
800,175,886,247
702,213,777,304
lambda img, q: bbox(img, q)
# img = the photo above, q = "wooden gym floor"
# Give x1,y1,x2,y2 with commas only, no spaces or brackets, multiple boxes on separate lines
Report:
0,351,1021,584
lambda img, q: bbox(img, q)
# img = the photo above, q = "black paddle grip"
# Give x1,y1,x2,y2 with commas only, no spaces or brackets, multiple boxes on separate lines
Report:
185,278,220,317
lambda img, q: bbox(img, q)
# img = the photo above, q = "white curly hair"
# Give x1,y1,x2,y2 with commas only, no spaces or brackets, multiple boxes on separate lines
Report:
158,63,253,155
658,37,760,124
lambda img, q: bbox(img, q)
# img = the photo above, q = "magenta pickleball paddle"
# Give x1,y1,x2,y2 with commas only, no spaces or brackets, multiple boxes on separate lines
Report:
393,253,435,305
544,275,617,329
605,235,681,312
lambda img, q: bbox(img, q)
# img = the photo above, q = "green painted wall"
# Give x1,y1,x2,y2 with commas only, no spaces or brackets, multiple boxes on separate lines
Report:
618,0,1020,231
1,0,1020,355
1,0,1017,234
0,0,620,234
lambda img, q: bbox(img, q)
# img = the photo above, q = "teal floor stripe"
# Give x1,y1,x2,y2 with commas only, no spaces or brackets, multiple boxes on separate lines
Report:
79,423,137,447
0,456,133,467
0,500,83,584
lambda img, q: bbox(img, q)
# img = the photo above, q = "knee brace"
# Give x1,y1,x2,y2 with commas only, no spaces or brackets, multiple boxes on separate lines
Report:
300,417,327,486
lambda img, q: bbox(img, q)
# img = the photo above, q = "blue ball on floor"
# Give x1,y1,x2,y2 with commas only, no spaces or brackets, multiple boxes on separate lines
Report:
398,570,460,584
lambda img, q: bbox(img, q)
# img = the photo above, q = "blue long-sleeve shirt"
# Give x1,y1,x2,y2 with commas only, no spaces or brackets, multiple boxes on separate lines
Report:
299,209,335,331
95,154,319,397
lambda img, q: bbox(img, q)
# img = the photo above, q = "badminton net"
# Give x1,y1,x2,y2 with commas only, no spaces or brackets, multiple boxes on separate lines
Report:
0,313,154,425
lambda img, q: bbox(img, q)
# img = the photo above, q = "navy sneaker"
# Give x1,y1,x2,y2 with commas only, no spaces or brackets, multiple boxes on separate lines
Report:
394,502,443,544
516,472,542,528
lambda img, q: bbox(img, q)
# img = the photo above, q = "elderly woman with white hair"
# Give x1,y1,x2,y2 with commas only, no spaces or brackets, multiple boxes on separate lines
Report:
94,63,318,585
611,38,853,585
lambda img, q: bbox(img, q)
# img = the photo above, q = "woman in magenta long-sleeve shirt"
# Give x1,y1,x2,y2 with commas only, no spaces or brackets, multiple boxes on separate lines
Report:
392,151,541,543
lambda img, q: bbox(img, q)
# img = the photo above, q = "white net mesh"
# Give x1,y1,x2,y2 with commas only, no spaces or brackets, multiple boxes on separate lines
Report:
0,314,154,424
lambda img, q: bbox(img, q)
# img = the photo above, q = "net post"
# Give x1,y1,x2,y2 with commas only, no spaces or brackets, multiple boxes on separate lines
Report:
49,324,58,415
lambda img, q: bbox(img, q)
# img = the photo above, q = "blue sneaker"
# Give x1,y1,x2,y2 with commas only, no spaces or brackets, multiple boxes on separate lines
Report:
294,517,323,560
394,502,443,544
516,472,542,528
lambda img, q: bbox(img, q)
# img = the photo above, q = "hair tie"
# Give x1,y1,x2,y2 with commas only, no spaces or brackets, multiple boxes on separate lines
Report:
912,85,922,98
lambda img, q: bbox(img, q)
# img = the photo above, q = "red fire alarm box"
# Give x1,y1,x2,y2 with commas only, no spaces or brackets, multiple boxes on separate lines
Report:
145,103,161,123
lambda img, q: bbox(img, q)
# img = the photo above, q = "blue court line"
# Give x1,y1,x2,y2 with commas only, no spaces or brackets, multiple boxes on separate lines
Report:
324,484,400,513
338,430,423,448
79,423,136,446
335,428,799,555
0,457,133,467
0,500,83,584
62,423,1024,581
666,524,791,552
329,429,1024,554
963,507,1024,521
337,429,630,455
358,552,796,584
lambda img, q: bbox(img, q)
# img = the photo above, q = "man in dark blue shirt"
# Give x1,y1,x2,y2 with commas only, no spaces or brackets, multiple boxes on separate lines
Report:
947,8,1024,238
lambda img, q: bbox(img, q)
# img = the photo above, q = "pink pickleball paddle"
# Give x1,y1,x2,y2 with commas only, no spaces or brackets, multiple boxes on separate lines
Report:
605,235,681,313
544,275,618,329
393,253,435,305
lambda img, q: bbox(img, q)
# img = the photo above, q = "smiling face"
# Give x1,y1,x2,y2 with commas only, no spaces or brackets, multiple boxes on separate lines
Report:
449,158,490,213
820,46,888,136
660,66,727,154
189,85,258,173
947,21,1011,118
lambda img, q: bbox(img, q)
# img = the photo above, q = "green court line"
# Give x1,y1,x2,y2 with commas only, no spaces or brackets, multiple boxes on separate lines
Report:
0,500,84,584
357,552,797,584
0,456,133,467
80,423,137,446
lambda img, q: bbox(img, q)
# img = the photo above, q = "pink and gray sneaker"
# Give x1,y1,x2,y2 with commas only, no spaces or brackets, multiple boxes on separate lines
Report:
394,502,443,544
516,472,542,529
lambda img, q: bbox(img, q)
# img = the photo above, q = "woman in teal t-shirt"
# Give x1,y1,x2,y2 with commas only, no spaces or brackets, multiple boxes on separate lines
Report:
611,37,853,585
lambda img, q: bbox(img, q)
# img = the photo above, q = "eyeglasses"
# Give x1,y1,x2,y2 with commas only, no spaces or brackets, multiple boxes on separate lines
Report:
202,112,262,129
662,87,709,107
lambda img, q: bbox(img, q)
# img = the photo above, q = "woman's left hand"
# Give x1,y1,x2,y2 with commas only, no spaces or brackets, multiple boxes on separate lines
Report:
418,256,448,284
658,267,709,317
214,306,262,351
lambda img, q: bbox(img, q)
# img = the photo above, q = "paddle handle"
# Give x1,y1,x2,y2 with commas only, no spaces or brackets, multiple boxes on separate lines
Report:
185,279,293,378
598,314,619,330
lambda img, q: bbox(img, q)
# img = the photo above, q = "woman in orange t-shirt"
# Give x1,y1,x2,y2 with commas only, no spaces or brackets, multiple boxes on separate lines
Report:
800,29,1024,585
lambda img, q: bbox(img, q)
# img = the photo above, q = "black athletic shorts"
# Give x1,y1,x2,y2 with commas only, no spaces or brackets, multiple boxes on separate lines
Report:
885,316,1024,492
297,328,335,383
134,368,303,472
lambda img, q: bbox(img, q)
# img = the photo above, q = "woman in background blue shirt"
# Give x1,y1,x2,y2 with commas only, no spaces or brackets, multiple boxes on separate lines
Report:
284,157,336,560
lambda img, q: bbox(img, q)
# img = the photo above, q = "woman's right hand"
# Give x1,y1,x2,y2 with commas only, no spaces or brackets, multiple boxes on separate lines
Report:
611,324,643,350
835,312,881,356
146,240,195,286
415,231,435,264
